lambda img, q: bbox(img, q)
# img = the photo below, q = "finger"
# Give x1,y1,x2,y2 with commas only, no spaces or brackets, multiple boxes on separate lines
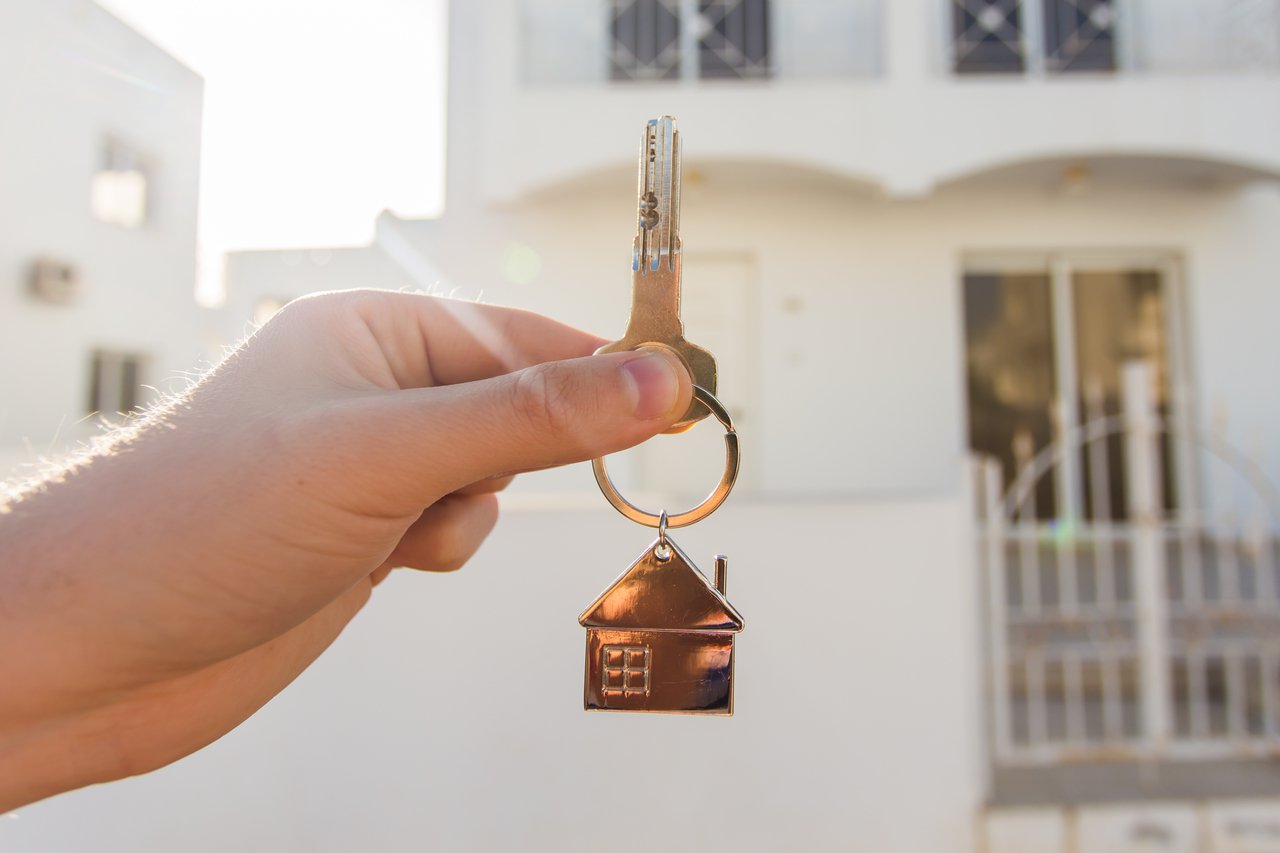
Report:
351,292,608,385
385,493,499,572
453,475,515,496
362,347,694,502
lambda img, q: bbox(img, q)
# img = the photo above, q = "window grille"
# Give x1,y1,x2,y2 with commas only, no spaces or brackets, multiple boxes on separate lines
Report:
610,0,771,81
952,0,1026,73
1043,0,1116,71
601,644,651,696
697,0,771,79
951,0,1117,74
610,0,682,80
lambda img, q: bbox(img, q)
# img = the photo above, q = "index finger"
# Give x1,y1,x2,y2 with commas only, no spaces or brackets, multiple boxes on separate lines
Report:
362,293,609,386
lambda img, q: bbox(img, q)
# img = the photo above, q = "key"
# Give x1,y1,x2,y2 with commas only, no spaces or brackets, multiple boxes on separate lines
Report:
597,116,716,432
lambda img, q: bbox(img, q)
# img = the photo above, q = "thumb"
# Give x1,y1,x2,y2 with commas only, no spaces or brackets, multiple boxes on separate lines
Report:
379,348,694,499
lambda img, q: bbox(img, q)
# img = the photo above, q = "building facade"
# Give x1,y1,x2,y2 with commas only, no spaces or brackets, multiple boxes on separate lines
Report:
216,2,1280,850
0,0,208,480
3,1,1273,850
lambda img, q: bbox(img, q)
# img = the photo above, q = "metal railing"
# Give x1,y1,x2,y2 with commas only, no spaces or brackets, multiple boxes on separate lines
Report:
519,0,883,85
975,362,1280,766
949,0,1280,76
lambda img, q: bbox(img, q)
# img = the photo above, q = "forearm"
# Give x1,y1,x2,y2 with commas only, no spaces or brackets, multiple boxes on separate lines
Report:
0,700,118,814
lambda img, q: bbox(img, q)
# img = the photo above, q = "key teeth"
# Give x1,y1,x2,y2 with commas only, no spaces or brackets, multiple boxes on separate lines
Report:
634,116,681,274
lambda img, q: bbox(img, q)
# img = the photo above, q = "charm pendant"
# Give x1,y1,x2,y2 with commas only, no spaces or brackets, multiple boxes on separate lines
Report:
579,535,743,714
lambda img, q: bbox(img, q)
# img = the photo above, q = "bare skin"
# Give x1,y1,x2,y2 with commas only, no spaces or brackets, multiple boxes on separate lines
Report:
0,289,692,812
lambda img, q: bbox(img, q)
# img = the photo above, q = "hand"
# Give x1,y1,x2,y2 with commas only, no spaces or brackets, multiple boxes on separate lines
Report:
0,290,692,811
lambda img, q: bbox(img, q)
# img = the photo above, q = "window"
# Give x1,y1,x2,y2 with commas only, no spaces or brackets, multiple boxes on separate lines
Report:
90,138,150,228
611,0,682,80
952,0,1025,73
88,350,149,415
610,0,771,81
952,0,1116,74
963,258,1183,520
1043,0,1116,71
697,0,771,79
601,644,651,696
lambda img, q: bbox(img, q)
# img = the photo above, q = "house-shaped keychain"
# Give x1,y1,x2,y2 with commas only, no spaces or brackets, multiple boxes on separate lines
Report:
579,536,744,714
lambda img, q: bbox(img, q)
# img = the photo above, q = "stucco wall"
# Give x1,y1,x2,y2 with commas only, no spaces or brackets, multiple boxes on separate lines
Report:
1,498,983,853
226,172,1280,502
0,0,208,474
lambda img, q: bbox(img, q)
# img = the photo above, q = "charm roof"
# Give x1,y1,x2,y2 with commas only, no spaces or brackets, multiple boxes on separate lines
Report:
579,537,744,632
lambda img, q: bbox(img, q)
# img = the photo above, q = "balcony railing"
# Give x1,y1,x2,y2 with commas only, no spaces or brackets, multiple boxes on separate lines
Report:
520,0,883,85
975,363,1280,769
519,0,1280,86
949,0,1280,75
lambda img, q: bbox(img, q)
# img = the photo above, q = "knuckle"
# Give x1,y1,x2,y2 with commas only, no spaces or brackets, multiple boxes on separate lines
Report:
509,363,578,436
272,289,382,330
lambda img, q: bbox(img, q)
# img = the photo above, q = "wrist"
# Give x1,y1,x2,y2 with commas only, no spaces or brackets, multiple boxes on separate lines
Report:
0,708,114,813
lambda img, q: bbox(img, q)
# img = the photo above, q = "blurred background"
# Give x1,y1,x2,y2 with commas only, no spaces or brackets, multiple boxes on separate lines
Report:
3,0,1280,850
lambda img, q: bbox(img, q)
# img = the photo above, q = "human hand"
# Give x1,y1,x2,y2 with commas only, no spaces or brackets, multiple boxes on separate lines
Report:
0,290,692,810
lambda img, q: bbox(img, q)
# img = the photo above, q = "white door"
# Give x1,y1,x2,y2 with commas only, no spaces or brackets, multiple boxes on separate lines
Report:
634,253,755,502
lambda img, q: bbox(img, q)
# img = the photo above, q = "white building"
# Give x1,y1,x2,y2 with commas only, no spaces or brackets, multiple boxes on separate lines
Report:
0,0,208,479
8,2,1280,851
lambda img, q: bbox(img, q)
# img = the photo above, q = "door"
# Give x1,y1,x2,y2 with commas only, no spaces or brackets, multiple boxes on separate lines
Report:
963,253,1191,520
632,253,756,501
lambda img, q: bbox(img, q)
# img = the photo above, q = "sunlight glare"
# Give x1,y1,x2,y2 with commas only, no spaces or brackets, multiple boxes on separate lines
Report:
95,0,448,305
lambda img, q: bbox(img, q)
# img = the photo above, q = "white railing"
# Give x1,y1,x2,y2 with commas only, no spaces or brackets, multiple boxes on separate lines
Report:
976,362,1280,767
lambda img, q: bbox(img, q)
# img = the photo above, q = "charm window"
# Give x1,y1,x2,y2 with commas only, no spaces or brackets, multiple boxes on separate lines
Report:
601,645,651,696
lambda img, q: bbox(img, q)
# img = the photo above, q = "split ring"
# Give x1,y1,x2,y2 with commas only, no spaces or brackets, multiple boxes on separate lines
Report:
592,385,740,529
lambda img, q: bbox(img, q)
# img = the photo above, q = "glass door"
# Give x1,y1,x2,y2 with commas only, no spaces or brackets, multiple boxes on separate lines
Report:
963,254,1188,520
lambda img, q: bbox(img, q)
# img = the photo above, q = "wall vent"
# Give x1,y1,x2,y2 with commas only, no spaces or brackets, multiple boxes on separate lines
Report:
28,258,81,304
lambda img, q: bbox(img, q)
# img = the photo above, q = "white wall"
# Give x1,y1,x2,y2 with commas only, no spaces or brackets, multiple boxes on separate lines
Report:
0,0,208,477
0,499,984,853
226,168,1280,502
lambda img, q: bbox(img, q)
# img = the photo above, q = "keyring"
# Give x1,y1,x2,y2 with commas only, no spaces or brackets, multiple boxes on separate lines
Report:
592,385,740,529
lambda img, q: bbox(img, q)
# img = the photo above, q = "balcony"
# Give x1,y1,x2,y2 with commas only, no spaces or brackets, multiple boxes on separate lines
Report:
520,0,883,85
520,0,1280,85
462,1,1280,202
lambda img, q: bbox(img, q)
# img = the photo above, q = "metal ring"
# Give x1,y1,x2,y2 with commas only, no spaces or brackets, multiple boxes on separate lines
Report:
592,385,740,529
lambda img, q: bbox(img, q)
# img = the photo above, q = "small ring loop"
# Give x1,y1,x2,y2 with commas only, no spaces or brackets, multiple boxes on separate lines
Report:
592,385,740,529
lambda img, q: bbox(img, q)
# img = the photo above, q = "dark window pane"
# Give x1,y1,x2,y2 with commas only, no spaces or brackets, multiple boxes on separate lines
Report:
611,0,681,81
120,357,140,412
1081,659,1105,741
1244,656,1265,736
88,350,104,414
1205,655,1229,736
953,0,1025,74
1171,657,1191,737
1044,0,1116,73
1009,660,1030,745
1072,270,1175,519
698,0,771,80
964,271,1058,517
1119,657,1141,737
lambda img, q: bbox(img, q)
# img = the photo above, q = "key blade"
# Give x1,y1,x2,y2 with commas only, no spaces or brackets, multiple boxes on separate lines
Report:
634,116,681,273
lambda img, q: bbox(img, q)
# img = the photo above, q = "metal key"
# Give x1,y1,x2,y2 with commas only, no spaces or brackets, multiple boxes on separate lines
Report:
597,115,716,432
